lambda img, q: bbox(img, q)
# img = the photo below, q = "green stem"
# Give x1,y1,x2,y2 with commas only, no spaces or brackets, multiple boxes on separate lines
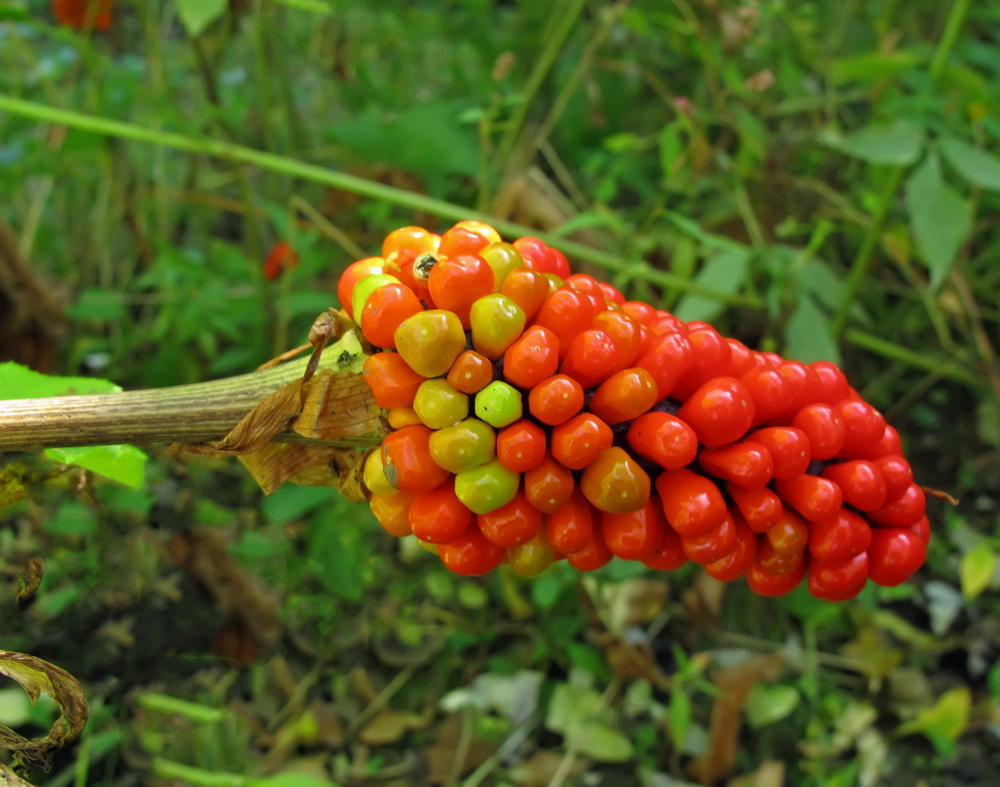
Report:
845,329,985,389
0,95,761,307
150,759,245,787
929,0,971,85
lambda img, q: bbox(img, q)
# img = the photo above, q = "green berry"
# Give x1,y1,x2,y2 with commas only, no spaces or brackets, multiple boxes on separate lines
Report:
429,418,496,473
454,458,519,515
479,242,524,290
475,381,523,428
470,294,526,359
413,379,469,429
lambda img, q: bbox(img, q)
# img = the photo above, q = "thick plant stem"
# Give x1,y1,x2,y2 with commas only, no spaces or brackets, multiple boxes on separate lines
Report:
0,354,386,452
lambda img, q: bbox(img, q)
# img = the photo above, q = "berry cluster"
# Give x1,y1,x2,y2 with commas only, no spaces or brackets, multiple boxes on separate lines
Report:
342,222,929,600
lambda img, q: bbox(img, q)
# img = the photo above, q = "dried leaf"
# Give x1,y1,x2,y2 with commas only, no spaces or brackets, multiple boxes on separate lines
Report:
688,654,783,785
15,558,43,606
358,708,425,745
0,763,34,787
0,465,26,509
565,718,634,762
726,760,785,787
0,651,89,769
508,750,587,787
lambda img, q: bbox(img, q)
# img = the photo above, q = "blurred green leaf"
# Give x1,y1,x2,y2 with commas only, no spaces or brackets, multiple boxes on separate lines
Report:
43,501,98,537
546,683,603,735
824,119,924,165
939,137,1000,192
746,684,800,728
904,154,973,288
45,444,147,488
176,0,228,37
831,50,923,83
565,718,634,762
784,294,840,364
672,250,750,323
66,288,127,322
668,689,691,749
896,686,970,755
959,542,996,600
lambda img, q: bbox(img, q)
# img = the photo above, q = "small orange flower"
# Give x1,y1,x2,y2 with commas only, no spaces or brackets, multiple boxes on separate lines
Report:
263,242,300,281
52,0,114,30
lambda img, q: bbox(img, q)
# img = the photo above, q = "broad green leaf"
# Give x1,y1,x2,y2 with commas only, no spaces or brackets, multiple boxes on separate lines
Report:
904,155,973,288
939,137,1000,192
45,445,146,488
66,288,127,322
0,361,119,399
659,120,685,185
824,119,924,166
959,541,997,599
176,0,227,37
746,684,800,728
565,718,634,762
545,683,603,735
831,50,923,84
784,294,840,364
896,687,970,754
672,250,750,323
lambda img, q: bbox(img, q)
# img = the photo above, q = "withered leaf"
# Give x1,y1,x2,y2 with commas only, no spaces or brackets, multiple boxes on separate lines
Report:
15,558,43,606
0,651,89,770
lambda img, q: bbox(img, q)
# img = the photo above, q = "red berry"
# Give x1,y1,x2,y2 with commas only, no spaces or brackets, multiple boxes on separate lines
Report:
534,289,597,358
477,491,543,548
514,236,567,277
764,507,809,557
439,224,494,259
746,558,807,597
676,377,755,447
503,325,560,390
545,489,596,554
835,399,887,457
566,530,614,572
872,455,914,499
642,523,688,571
808,508,872,563
622,301,656,325
869,483,926,527
810,361,849,404
821,460,888,511
635,331,695,399
910,515,931,545
726,339,758,377
338,257,383,318
588,368,659,425
580,446,651,514
381,425,451,494
740,365,794,426
774,474,843,522
671,327,732,400
370,491,414,538
362,353,425,410
705,513,757,582
602,497,667,561
524,453,575,514
626,412,698,470
559,329,619,388
867,528,926,586
500,268,551,321
776,361,825,415
726,484,783,533
551,413,614,470
655,468,728,538
428,255,495,327
591,310,643,371
360,282,424,348
409,484,473,544
681,509,738,565
791,403,846,460
755,537,806,575
809,552,869,600
439,528,506,576
528,375,585,426
496,420,547,473
751,427,811,480
698,441,774,489
447,350,495,395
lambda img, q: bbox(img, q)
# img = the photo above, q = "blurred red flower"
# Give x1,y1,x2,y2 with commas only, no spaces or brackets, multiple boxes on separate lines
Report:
263,242,300,281
52,0,114,30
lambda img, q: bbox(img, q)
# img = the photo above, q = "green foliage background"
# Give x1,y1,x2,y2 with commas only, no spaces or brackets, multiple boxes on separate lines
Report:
1,0,999,785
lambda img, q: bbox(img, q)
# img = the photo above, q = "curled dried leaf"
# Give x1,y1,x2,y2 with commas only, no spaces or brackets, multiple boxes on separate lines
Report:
0,651,88,770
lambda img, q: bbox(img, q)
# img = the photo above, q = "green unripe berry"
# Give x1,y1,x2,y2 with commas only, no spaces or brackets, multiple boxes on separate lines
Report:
351,273,400,325
454,458,519,515
428,418,496,473
475,381,523,428
413,379,469,429
479,242,524,290
470,294,526,359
